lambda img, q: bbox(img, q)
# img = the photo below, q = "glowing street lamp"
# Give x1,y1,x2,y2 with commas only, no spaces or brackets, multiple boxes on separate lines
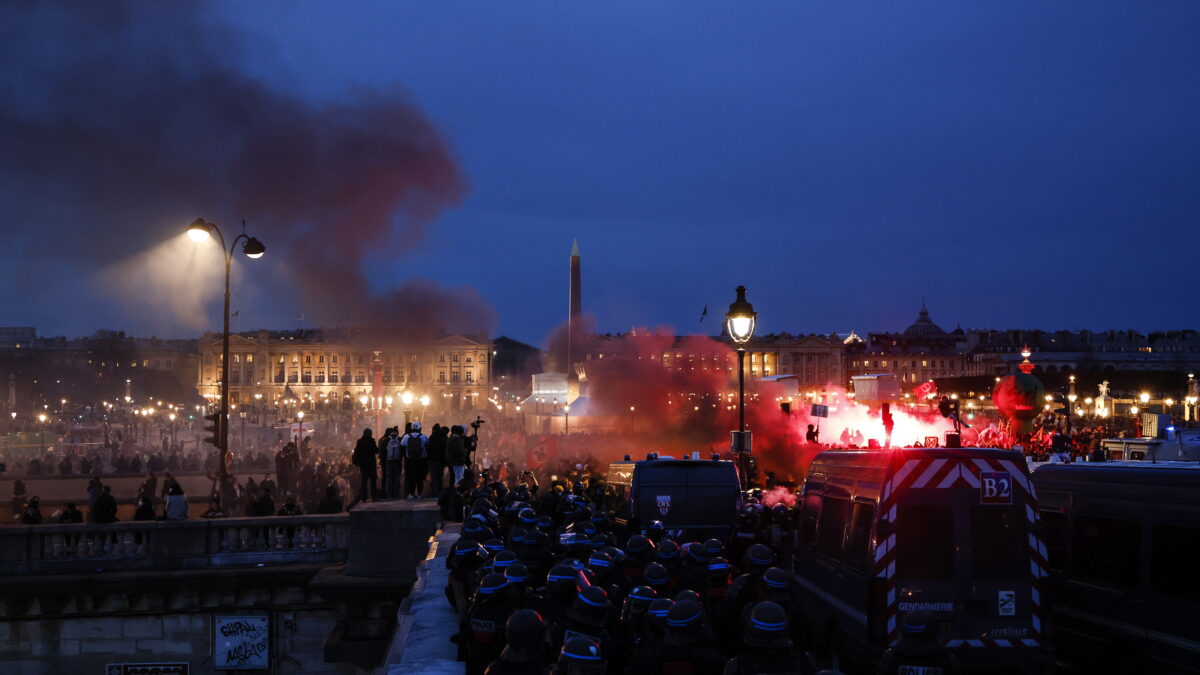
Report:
1139,392,1150,404
725,285,756,489
187,217,266,487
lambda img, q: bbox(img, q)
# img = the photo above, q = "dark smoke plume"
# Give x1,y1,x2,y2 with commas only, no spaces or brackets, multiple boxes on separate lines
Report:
0,1,488,337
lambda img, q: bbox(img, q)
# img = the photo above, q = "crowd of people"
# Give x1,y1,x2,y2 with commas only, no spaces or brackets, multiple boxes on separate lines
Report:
440,473,958,675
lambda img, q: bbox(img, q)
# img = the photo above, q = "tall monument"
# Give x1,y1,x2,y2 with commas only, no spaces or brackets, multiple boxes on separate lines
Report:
567,239,582,400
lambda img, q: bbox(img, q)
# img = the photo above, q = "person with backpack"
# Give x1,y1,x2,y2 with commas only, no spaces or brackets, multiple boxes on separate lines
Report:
403,422,429,499
384,427,404,501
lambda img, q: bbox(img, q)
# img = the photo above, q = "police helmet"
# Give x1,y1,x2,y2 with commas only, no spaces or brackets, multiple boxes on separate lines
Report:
504,562,530,586
492,550,519,571
656,539,679,560
504,609,547,651
600,546,625,564
626,534,655,556
521,529,548,549
566,585,610,627
665,599,704,632
744,600,792,648
519,508,538,526
643,562,670,589
743,543,775,572
545,564,580,593
482,537,505,554
586,551,614,573
702,538,725,558
683,541,708,563
706,556,731,579
510,527,527,545
557,636,605,674
476,572,509,597
536,514,555,532
647,520,666,538
762,567,790,594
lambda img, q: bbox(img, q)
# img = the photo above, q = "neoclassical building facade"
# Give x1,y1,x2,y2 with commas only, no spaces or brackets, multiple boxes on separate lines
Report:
197,329,491,411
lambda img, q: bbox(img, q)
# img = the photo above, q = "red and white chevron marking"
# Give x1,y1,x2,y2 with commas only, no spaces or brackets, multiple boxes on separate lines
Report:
874,453,1046,646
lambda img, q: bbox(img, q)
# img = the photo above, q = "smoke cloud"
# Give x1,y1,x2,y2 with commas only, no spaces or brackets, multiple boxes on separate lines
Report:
0,1,488,338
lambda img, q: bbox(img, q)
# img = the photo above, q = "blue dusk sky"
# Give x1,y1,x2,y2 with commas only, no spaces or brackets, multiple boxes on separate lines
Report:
1,1,1198,345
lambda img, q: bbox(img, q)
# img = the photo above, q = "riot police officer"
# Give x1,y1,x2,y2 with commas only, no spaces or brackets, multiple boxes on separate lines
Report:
875,611,960,675
536,564,583,627
628,599,725,674
466,573,516,675
622,534,657,583
549,636,607,675
723,601,816,675
549,586,617,666
485,609,552,675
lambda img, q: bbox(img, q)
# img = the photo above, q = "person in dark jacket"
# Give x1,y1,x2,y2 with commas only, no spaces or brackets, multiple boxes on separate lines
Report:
352,428,378,502
317,485,344,514
58,502,84,524
484,609,551,675
134,495,157,521
93,485,119,523
447,425,470,485
426,424,449,497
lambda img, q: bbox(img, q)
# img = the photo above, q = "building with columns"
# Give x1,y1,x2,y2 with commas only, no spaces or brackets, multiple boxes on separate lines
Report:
845,305,968,388
196,329,491,412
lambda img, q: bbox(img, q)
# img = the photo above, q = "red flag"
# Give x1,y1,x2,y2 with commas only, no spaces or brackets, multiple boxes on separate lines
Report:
526,436,558,469
914,381,938,399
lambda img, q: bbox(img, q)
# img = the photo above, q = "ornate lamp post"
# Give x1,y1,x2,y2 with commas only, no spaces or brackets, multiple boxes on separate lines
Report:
187,218,265,491
725,285,757,489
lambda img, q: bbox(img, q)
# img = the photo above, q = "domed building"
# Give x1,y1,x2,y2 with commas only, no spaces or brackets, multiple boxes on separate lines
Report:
845,303,967,389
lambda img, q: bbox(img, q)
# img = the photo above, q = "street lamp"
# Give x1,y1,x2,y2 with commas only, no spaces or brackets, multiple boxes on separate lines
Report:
564,404,571,435
37,413,47,453
726,285,756,489
1139,392,1150,404
187,217,266,489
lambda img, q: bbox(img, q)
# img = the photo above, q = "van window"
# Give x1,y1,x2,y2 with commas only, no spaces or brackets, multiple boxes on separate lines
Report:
845,502,876,572
799,493,821,546
971,507,1023,580
1072,515,1140,588
1151,524,1199,602
816,497,850,560
896,505,955,581
1039,510,1067,572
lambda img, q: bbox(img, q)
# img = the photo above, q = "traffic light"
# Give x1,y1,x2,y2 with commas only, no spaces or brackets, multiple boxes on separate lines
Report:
203,411,224,448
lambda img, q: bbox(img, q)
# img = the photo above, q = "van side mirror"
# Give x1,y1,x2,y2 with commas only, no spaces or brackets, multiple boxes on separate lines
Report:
876,519,894,539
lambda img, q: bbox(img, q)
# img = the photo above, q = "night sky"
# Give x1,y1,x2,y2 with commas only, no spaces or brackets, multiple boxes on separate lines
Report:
2,1,1198,345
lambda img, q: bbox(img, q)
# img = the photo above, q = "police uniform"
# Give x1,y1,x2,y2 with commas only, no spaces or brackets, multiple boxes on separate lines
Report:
466,573,517,675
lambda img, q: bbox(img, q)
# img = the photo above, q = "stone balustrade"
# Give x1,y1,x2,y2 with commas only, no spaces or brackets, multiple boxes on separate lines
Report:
0,514,349,575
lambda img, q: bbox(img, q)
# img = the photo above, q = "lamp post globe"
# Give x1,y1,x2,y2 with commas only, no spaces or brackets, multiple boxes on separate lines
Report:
187,218,213,242
725,285,757,344
725,285,757,489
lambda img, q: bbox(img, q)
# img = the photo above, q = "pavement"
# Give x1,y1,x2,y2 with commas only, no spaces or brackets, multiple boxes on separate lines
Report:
378,523,463,675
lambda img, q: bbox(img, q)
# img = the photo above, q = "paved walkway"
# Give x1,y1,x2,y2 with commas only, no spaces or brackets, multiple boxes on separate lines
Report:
379,524,463,675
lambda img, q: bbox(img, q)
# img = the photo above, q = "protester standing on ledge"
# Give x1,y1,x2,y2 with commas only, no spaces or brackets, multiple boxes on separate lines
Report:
403,422,429,499
352,428,378,503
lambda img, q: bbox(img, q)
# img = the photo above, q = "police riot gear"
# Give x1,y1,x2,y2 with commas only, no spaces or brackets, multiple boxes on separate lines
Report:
485,609,551,675
551,636,606,675
723,601,817,675
875,610,960,675
466,573,515,675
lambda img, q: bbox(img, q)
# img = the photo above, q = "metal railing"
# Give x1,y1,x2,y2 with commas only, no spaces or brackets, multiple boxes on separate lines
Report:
0,513,349,575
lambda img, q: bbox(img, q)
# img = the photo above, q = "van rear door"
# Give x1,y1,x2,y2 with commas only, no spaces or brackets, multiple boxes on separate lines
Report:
886,455,1042,648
